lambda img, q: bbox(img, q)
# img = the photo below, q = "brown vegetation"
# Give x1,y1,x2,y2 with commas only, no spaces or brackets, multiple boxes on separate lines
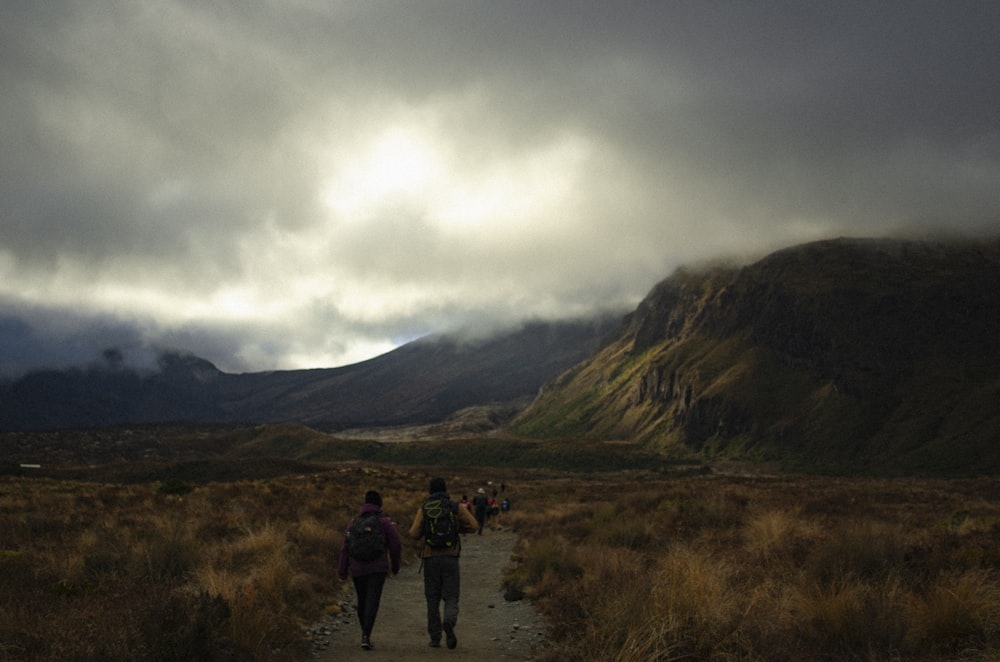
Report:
3,455,1000,661
503,474,1000,661
0,465,439,661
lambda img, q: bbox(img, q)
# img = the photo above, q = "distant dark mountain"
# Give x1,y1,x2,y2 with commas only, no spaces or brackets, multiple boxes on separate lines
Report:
0,317,620,432
511,237,1000,475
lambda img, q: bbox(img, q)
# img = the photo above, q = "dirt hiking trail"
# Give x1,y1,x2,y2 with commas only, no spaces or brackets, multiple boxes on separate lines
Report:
311,530,545,661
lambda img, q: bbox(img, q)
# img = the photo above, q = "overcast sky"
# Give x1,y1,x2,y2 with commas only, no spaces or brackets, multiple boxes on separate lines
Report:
2,1,998,377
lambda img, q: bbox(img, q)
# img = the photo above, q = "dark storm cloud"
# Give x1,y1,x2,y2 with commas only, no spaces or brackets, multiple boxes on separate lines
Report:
0,1,997,375
0,300,156,377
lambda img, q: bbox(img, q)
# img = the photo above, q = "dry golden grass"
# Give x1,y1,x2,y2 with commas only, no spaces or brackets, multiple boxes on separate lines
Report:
506,475,1000,661
4,463,1000,660
744,507,818,564
908,570,1000,653
0,466,434,661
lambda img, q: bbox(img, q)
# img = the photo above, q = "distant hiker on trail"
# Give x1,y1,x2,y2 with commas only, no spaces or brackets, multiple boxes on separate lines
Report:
338,490,402,651
472,487,489,535
460,494,472,512
408,477,478,649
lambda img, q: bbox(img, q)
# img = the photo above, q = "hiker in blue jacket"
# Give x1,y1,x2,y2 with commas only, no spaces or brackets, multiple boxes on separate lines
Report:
338,490,402,651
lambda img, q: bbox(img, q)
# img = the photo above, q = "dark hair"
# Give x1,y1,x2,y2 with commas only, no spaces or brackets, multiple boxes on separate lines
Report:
429,477,447,494
364,490,382,507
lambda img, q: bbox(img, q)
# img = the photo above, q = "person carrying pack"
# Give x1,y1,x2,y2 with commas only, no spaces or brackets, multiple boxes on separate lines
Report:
408,477,478,649
338,490,402,651
472,487,489,535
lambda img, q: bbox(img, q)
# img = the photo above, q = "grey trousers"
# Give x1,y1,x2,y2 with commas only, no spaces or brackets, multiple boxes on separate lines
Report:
422,555,460,642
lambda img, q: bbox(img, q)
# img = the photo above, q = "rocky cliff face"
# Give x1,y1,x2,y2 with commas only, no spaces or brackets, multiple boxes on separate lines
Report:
513,237,1000,474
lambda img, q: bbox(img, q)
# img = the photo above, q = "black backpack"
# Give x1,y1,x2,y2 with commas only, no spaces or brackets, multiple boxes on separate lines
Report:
348,511,387,562
422,497,459,550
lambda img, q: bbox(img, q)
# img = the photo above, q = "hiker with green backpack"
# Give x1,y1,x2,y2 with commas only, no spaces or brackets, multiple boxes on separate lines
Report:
338,490,402,651
407,477,478,649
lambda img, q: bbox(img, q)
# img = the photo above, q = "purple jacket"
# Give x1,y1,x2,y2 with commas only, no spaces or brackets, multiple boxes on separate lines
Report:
337,503,402,580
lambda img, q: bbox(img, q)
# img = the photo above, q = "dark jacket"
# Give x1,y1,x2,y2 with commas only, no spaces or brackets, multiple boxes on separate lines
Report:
338,503,403,580
408,491,479,558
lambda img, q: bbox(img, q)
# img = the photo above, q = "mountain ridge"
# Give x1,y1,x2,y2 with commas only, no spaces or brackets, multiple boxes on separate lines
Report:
511,236,1000,474
0,316,621,432
4,236,1000,475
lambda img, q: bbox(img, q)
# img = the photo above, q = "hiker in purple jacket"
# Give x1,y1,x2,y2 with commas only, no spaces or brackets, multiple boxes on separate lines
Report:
338,490,402,651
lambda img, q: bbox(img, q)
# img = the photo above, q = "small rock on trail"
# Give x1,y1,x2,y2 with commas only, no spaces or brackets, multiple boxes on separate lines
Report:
310,529,545,661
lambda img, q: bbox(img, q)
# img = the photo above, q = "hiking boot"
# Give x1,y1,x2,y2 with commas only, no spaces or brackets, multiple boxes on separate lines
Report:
444,623,457,649
361,634,372,650
429,639,441,648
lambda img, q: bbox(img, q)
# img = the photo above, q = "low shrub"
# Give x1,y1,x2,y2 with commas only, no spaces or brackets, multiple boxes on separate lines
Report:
805,519,907,586
908,569,1000,654
511,475,1000,661
0,466,407,661
590,502,652,549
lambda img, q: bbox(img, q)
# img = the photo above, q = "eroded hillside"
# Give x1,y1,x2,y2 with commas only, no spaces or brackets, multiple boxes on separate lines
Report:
512,237,1000,474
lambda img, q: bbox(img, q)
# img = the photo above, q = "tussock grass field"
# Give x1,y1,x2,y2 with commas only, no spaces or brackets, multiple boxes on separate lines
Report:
2,434,1000,660
504,474,1000,661
0,463,435,661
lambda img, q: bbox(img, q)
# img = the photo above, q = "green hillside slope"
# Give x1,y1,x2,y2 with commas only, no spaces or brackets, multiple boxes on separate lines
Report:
512,237,1000,474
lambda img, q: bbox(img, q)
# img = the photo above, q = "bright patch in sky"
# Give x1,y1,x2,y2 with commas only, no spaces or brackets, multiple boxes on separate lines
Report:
321,127,443,218
320,120,592,239
433,135,591,232
283,337,399,372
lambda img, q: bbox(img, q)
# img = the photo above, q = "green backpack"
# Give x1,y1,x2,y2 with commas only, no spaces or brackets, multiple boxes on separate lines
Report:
422,498,459,549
